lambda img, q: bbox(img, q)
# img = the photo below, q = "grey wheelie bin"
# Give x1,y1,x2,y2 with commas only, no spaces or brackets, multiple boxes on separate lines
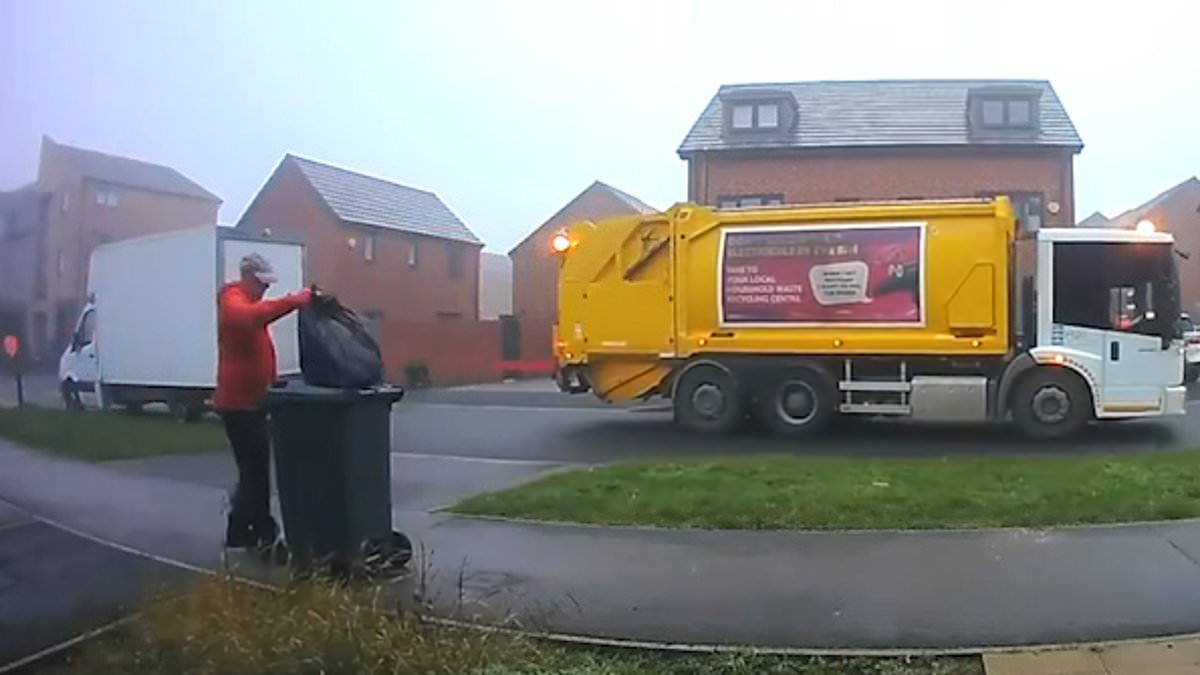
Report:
264,382,408,575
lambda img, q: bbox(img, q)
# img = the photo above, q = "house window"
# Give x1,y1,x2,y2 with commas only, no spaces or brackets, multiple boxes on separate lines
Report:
729,102,782,131
364,233,377,262
408,241,419,268
757,103,779,129
975,97,1037,129
731,104,754,129
979,191,1044,232
1008,99,1032,126
94,188,119,207
716,194,785,209
447,243,463,278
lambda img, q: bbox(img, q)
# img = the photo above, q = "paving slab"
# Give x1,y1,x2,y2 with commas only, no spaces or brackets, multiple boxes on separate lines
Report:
983,649,1105,675
1101,640,1200,674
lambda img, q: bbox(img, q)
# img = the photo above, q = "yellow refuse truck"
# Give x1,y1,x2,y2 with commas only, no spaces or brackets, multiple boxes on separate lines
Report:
552,198,1187,439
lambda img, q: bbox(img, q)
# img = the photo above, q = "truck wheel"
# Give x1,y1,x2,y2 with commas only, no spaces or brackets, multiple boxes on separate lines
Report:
61,380,84,412
673,363,744,433
759,367,836,437
1011,368,1092,440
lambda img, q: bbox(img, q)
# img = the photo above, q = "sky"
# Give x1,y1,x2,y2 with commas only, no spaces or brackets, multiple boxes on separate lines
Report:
2,1,1198,252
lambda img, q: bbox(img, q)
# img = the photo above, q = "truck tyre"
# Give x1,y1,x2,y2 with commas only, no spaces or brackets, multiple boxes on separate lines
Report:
673,362,744,434
61,380,84,412
1011,368,1092,440
759,366,836,437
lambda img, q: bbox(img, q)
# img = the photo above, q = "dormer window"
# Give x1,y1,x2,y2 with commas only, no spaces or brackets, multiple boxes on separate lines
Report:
731,102,780,130
721,90,795,136
969,88,1040,132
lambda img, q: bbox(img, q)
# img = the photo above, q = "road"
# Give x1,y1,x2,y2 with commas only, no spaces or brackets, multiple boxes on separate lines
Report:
392,397,1200,464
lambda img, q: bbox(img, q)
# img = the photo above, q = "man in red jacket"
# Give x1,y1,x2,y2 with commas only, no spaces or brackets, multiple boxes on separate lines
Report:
215,253,311,551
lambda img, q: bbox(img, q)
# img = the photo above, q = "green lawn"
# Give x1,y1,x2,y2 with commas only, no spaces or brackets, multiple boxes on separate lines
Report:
454,452,1200,530
0,406,226,461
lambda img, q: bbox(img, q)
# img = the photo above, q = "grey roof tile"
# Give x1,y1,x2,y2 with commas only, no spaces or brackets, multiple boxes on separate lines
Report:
678,79,1083,155
51,139,220,202
1107,177,1200,229
596,181,657,214
289,155,481,245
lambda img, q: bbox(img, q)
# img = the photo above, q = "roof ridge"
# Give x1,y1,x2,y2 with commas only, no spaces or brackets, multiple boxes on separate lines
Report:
51,138,186,175
286,153,437,197
48,138,219,202
719,78,1052,89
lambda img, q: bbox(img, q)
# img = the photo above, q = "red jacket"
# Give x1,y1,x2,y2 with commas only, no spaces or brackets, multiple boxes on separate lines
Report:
214,283,311,411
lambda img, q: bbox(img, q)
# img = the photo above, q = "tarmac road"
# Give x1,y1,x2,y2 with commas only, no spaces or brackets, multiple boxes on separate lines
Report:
390,397,1200,464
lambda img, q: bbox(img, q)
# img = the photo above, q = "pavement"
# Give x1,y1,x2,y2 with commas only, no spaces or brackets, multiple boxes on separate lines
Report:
7,380,1200,670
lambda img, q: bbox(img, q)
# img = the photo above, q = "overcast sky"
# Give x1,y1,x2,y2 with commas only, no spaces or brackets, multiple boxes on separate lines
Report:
2,1,1197,251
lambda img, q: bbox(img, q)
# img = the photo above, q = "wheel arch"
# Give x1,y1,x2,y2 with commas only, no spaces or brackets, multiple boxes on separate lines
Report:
1001,355,1099,419
668,358,738,401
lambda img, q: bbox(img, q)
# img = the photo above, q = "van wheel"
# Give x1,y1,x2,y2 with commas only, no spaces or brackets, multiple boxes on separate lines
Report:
673,363,744,433
170,397,206,423
61,380,84,412
1011,368,1092,440
759,367,836,437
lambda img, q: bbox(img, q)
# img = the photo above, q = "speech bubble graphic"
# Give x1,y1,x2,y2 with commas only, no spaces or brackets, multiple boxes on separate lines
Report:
808,260,870,306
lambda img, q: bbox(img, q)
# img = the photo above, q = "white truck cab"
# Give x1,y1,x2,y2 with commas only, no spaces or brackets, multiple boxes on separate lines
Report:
1021,227,1187,422
58,300,100,410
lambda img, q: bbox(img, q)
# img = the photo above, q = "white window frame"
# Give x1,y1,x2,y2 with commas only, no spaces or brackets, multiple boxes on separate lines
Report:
364,232,377,262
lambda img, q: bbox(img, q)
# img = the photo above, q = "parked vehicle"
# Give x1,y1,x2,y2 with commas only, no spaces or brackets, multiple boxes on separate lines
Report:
1182,313,1200,384
59,226,305,420
553,197,1186,439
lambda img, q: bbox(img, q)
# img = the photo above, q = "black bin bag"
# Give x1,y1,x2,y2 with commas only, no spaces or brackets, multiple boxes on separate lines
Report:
298,296,384,389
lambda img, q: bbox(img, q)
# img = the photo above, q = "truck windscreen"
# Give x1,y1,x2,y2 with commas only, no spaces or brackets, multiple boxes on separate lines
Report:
1053,241,1180,344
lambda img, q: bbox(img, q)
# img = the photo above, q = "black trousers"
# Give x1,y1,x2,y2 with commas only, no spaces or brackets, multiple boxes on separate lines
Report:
220,410,276,544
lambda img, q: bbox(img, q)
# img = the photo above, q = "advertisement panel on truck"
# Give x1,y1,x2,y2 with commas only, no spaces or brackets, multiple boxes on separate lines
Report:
719,223,926,327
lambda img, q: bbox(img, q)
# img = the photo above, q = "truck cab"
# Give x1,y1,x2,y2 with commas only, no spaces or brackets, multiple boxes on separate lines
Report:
58,300,99,410
1018,227,1185,426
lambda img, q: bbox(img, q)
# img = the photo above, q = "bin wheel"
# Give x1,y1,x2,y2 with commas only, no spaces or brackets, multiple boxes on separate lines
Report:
758,366,836,437
673,362,744,434
1011,367,1092,440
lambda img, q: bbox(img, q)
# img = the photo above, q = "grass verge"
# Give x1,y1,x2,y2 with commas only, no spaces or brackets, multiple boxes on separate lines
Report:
47,575,979,675
0,406,225,461
453,452,1200,530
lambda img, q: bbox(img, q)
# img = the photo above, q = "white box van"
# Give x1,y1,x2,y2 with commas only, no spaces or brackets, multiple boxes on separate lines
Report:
58,225,306,419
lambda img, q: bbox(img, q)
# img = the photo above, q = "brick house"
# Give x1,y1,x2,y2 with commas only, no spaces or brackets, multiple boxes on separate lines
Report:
509,181,656,367
3,137,221,362
1105,178,1200,315
237,154,490,384
678,80,1083,229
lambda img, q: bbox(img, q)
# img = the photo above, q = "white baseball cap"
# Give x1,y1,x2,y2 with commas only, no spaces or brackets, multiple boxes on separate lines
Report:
239,253,277,284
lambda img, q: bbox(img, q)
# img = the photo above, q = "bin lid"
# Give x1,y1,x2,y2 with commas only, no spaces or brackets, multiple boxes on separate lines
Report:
263,382,405,407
